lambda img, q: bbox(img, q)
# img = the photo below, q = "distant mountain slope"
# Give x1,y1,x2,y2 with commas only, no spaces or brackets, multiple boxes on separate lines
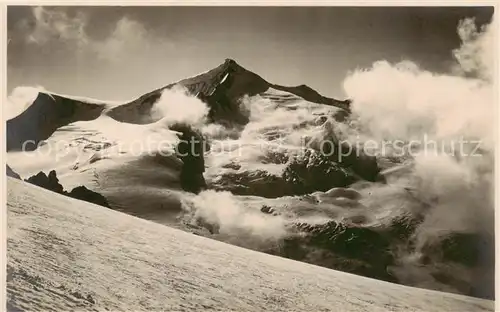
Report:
6,92,108,151
7,177,494,312
6,164,21,179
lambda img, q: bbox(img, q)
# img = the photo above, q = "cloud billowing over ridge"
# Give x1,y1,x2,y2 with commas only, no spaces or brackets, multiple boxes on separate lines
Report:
342,16,495,246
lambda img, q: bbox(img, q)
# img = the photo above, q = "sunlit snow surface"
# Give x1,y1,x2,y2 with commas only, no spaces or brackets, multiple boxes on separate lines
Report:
6,178,494,312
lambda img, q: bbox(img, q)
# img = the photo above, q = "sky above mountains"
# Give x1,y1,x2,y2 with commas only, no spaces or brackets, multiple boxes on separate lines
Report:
7,6,494,100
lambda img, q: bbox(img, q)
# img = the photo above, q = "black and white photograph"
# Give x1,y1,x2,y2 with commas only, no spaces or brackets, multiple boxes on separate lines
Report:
3,3,497,311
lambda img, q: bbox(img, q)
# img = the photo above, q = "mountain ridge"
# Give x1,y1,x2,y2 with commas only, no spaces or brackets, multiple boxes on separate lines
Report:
132,58,350,108
7,58,351,150
106,58,351,124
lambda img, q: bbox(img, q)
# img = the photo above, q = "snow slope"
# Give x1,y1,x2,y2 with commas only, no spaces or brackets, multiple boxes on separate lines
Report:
6,178,494,311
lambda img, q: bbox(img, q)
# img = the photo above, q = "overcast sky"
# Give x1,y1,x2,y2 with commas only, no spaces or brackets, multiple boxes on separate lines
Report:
7,6,494,100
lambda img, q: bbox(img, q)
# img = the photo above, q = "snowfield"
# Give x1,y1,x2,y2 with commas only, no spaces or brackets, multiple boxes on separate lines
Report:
6,178,494,311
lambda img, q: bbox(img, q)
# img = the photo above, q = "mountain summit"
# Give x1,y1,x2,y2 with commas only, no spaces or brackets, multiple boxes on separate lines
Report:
107,58,351,125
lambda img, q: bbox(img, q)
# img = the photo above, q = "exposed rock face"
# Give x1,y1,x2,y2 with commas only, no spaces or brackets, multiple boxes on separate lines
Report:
25,170,110,208
419,231,495,299
304,121,381,182
437,233,492,267
283,150,358,195
387,213,423,241
283,221,396,283
210,150,363,198
210,170,288,198
7,93,105,151
67,186,111,208
263,209,494,300
170,123,208,194
25,170,64,194
260,205,276,215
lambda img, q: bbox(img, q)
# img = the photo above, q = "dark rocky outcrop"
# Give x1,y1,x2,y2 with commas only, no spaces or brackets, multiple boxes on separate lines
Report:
67,186,110,208
282,150,358,195
25,170,64,194
417,231,494,300
388,212,424,241
420,232,494,268
209,170,289,198
24,170,110,208
281,220,396,283
260,205,276,215
258,206,494,300
303,123,382,182
210,150,359,198
170,123,208,194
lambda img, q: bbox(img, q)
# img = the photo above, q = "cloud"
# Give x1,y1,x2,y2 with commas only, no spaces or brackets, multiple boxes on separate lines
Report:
23,6,88,46
341,18,495,291
93,16,158,62
8,6,181,99
5,85,46,120
153,86,210,126
343,61,493,145
342,16,495,246
453,17,495,81
17,6,168,63
182,190,287,243
342,18,495,146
